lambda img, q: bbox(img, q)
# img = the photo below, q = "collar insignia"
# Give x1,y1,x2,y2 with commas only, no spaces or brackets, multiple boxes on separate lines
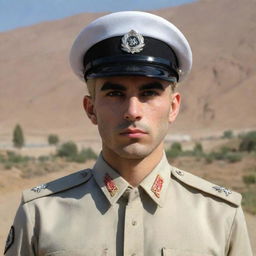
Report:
104,173,118,197
151,174,164,198
213,185,232,196
121,30,145,54
31,184,47,193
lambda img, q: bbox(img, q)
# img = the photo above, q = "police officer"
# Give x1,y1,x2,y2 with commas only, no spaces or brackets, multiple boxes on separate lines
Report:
4,11,253,256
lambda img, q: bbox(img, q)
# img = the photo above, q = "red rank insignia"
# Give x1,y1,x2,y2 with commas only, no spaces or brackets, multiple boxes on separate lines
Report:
151,174,164,198
104,173,118,197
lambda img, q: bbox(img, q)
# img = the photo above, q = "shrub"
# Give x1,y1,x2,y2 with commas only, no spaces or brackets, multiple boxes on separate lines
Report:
80,148,97,160
192,143,204,158
38,155,50,162
69,148,97,163
57,141,78,159
13,124,25,148
0,154,5,163
205,154,214,164
243,175,256,185
222,130,233,139
204,150,242,163
171,142,182,152
166,142,182,159
239,131,256,152
48,134,59,145
4,163,12,170
7,151,30,163
225,152,242,163
193,143,203,153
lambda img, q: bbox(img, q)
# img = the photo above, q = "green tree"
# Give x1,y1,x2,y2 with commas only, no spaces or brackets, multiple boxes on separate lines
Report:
48,134,59,145
13,124,25,149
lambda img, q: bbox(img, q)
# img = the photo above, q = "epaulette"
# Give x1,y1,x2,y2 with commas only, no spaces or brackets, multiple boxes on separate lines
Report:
22,169,92,204
171,167,242,207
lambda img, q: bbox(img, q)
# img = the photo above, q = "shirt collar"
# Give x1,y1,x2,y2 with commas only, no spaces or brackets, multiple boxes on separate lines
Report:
92,153,171,207
93,153,130,205
139,153,171,207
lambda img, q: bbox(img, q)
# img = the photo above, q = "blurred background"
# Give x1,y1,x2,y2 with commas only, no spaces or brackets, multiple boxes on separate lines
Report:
0,0,255,253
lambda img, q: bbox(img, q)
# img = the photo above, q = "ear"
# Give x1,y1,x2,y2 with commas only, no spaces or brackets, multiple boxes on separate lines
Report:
168,92,181,123
83,96,97,125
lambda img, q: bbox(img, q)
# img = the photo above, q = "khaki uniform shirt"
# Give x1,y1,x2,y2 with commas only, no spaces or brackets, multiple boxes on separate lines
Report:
4,154,253,256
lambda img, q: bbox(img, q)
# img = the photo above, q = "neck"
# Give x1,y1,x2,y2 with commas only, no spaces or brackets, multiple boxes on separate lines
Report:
102,144,164,187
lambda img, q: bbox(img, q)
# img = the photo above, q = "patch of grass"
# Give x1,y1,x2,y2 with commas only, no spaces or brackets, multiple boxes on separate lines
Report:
21,167,45,179
38,155,50,162
4,163,12,170
20,161,64,178
0,153,5,163
243,175,256,185
242,189,256,215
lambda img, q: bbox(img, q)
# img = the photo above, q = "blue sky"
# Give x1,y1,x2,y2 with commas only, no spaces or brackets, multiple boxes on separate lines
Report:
0,0,195,32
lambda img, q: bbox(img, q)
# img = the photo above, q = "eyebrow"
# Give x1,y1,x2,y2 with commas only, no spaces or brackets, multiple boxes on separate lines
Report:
101,82,126,91
139,82,165,91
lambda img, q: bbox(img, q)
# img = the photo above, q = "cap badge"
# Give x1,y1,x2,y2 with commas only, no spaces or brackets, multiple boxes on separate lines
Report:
213,185,232,196
104,173,118,197
151,175,164,198
121,30,145,54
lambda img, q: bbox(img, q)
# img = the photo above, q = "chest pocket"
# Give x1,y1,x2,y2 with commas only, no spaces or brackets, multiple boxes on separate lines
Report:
162,248,212,256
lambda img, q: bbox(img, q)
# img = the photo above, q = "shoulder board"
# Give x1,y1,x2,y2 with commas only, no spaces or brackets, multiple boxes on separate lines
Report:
171,167,242,207
22,169,92,204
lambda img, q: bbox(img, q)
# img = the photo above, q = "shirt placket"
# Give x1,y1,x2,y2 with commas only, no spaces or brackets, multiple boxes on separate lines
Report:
123,187,144,256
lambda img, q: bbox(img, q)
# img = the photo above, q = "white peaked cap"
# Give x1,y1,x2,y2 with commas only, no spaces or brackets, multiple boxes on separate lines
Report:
70,11,192,83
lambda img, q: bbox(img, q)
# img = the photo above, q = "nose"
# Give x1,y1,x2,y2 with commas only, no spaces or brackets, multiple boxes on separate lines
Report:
123,96,142,122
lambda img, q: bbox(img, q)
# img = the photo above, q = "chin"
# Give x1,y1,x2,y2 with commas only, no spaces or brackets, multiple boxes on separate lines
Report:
116,144,155,160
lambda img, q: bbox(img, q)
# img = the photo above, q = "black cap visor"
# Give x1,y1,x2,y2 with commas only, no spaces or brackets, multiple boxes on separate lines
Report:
84,55,178,82
86,63,177,82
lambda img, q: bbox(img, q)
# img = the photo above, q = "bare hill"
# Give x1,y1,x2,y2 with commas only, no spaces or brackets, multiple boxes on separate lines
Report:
0,0,256,143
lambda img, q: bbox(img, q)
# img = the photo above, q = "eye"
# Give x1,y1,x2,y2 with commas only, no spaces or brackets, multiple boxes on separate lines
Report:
141,90,160,97
106,91,124,97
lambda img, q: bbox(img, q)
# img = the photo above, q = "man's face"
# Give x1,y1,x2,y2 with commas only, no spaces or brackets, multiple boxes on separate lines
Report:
84,76,180,160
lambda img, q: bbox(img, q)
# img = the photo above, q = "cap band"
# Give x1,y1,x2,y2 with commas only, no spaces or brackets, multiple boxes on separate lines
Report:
83,36,179,81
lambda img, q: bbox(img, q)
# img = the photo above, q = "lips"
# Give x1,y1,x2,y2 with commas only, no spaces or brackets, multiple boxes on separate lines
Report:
120,128,147,138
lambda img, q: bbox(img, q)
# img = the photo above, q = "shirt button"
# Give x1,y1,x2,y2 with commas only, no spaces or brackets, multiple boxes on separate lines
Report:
132,220,137,226
176,170,184,176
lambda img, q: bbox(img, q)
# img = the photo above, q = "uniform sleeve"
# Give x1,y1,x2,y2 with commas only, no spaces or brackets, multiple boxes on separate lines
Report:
4,202,36,256
227,206,253,256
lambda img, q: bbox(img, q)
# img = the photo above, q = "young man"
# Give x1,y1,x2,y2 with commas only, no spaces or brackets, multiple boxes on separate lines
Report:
4,11,252,256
